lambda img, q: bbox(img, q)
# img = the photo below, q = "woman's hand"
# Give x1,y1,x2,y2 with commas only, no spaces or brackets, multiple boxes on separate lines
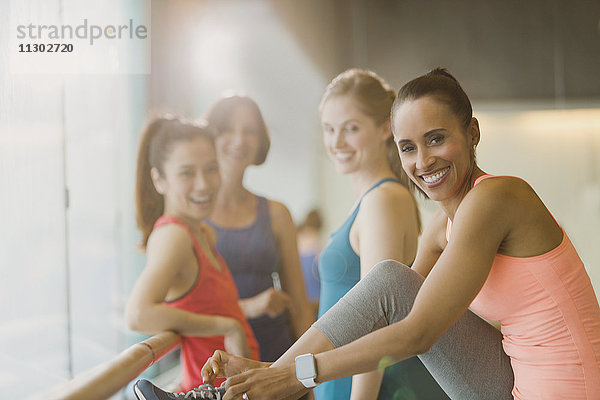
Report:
201,350,270,385
240,288,295,319
223,364,306,400
223,319,251,358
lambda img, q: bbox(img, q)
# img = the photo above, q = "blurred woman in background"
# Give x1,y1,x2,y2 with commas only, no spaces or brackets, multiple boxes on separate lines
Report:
205,95,314,363
125,117,259,393
296,208,324,318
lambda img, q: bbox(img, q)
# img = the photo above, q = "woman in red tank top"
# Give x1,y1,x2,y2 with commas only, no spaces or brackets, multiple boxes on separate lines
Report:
125,117,259,393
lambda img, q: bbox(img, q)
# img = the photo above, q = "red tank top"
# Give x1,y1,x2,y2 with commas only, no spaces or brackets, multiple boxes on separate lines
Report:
155,216,260,391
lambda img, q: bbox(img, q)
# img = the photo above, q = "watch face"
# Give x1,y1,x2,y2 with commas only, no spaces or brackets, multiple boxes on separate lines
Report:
296,354,315,379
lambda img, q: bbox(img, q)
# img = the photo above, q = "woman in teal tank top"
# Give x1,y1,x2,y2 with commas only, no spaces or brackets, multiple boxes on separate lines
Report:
315,69,448,400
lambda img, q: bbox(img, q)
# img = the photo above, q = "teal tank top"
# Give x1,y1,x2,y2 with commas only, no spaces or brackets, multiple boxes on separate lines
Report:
315,178,449,400
315,178,395,400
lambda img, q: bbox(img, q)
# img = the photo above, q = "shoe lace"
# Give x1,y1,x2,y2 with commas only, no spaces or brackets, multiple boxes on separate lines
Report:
173,384,222,400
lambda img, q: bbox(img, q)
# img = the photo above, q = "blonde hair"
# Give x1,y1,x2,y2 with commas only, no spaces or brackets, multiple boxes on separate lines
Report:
320,69,421,232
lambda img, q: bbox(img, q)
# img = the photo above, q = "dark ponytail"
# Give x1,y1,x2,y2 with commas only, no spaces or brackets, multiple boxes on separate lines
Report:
393,67,472,128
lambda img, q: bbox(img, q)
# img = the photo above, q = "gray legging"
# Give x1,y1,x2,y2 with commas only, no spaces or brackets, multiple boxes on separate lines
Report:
313,260,514,400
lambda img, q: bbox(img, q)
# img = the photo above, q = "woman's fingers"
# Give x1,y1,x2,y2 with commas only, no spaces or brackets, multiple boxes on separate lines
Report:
224,370,260,400
223,365,302,400
223,378,252,400
201,350,228,383
265,290,294,317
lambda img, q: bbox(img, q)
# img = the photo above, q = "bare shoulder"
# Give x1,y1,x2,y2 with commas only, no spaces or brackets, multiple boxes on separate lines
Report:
144,223,195,276
267,199,295,234
360,180,416,214
462,176,561,255
462,176,537,219
147,223,192,251
268,199,292,219
471,175,535,199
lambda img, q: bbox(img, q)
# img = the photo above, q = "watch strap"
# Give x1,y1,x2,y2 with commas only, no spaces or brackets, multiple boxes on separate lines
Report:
299,376,317,388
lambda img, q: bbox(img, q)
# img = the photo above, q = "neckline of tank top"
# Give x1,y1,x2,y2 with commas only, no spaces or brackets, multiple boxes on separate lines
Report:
207,196,266,232
157,214,227,275
348,177,403,215
456,174,568,260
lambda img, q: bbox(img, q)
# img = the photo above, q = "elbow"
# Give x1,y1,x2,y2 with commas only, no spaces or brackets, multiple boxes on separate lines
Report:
125,307,140,331
403,325,436,357
125,304,149,333
413,338,434,356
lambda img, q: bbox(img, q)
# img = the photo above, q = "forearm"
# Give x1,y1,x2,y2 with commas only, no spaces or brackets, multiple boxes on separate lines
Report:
350,370,383,400
238,297,260,319
272,327,334,368
289,304,315,339
127,303,238,337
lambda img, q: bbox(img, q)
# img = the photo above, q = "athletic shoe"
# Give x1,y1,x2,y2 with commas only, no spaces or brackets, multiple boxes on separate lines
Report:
133,379,226,400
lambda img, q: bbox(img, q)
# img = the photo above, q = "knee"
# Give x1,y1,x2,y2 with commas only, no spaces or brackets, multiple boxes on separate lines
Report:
366,260,424,323
368,259,423,289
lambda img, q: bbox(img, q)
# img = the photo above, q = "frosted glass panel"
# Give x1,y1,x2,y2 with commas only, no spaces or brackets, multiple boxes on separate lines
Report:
0,3,70,396
0,1,148,397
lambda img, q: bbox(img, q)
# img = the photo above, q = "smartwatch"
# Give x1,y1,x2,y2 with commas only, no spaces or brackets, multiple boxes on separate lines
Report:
295,353,317,388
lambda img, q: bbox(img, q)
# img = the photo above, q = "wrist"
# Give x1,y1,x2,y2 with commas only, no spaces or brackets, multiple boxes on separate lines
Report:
288,363,305,392
295,353,318,388
223,317,242,335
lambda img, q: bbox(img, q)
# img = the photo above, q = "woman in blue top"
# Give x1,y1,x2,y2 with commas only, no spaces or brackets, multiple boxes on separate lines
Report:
204,95,314,363
315,69,448,400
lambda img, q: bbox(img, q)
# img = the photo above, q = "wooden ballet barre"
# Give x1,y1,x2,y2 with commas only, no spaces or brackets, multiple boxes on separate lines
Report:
38,331,181,400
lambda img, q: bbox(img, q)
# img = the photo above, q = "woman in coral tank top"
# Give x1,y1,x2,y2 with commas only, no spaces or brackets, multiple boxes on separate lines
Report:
125,117,259,395
189,68,600,400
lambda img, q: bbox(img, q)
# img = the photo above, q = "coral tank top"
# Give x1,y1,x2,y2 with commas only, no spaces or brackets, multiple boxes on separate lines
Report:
446,175,600,399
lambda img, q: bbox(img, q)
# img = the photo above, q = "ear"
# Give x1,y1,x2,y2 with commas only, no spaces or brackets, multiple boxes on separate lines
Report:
150,167,165,195
468,117,481,147
379,118,393,142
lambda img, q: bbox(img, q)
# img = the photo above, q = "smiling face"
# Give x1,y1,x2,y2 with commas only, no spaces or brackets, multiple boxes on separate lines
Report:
393,95,479,203
152,136,221,224
321,95,389,176
214,104,263,172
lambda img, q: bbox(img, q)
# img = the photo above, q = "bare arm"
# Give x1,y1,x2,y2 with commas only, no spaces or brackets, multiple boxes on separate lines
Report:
221,183,513,400
311,185,511,383
349,183,419,400
270,200,315,338
125,225,249,356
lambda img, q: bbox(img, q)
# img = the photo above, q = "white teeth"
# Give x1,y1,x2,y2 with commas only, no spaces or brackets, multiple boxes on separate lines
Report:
191,196,210,203
335,152,353,161
422,167,449,184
